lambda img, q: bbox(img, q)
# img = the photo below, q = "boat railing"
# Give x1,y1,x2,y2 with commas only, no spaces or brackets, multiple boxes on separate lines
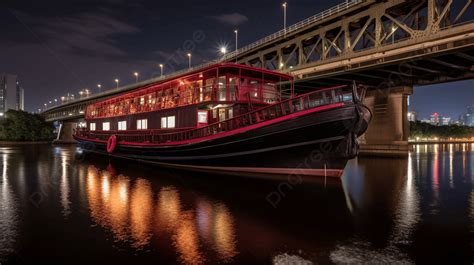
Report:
77,85,354,144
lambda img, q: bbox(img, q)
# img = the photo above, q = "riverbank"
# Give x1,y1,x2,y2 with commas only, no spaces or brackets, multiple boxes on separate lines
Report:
410,140,474,144
0,141,53,145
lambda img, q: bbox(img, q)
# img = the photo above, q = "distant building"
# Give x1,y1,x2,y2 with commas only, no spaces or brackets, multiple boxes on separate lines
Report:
460,105,474,127
408,110,418,122
420,119,431,124
440,116,451,126
430,113,440,125
0,73,25,116
428,112,451,126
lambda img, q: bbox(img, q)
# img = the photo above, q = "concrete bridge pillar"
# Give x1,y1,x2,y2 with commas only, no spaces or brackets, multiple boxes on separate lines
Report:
360,86,413,157
54,121,77,144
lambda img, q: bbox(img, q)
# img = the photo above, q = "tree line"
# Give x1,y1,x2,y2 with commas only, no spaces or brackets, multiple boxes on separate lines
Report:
0,110,55,141
410,121,474,139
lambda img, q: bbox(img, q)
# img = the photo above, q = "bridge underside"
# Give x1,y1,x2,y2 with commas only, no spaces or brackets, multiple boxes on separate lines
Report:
293,42,474,89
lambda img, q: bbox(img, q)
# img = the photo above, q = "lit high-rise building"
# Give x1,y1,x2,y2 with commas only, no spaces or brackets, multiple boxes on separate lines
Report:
430,113,440,125
460,105,474,127
0,73,25,116
408,110,418,122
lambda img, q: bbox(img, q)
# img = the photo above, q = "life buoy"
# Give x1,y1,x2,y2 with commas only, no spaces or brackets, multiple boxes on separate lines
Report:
107,135,117,153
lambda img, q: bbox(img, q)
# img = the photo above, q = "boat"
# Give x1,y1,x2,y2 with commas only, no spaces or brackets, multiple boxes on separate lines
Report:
74,63,371,178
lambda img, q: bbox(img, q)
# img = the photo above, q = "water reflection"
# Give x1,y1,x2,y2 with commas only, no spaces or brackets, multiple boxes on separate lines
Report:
130,179,153,249
1,144,473,264
337,155,416,263
85,165,238,264
335,143,474,264
60,155,71,217
0,151,17,259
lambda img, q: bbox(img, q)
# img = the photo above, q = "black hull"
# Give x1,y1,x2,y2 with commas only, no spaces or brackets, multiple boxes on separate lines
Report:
75,104,370,177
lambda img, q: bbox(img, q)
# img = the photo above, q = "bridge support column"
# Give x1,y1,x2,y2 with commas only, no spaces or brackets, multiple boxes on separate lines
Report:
53,121,77,144
360,86,413,157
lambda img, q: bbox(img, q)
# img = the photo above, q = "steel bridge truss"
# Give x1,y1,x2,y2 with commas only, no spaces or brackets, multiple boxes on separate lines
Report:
238,0,474,71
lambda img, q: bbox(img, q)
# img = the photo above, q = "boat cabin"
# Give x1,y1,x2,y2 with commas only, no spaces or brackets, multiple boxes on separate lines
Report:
85,63,293,133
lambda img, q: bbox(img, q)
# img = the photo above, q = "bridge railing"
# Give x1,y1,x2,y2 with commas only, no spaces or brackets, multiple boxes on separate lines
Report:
224,0,363,60
75,85,355,144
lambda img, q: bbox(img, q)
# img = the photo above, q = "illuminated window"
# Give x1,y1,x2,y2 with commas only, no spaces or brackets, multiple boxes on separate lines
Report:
102,122,110,131
161,116,176,129
137,119,148,130
218,76,226,101
118,121,127,131
168,116,175,128
90,123,96,131
198,111,208,123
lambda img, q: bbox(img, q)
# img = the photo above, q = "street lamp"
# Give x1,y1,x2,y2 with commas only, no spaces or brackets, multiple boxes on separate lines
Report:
220,46,227,59
115,78,119,89
187,53,192,69
234,29,239,52
44,103,47,110
282,2,287,34
97,84,102,93
134,72,139,83
159,64,164,77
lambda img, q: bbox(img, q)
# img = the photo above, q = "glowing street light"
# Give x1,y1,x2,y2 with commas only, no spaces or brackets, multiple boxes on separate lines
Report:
159,64,164,77
97,84,102,93
115,78,119,88
187,53,192,69
234,29,239,52
220,46,227,59
282,2,287,34
134,72,139,83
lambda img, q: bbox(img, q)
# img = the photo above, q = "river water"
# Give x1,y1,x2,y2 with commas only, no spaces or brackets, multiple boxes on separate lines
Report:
0,144,472,264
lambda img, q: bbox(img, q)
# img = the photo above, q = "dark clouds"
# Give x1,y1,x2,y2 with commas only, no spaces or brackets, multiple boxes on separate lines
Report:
209,13,249,26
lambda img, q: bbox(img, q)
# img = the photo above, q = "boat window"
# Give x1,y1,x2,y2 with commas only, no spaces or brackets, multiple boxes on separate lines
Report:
218,109,226,121
137,119,148,130
229,77,238,101
218,76,226,101
198,111,208,123
161,116,176,129
118,121,127,131
228,108,233,119
90,123,96,131
249,80,260,99
204,78,215,101
102,122,110,131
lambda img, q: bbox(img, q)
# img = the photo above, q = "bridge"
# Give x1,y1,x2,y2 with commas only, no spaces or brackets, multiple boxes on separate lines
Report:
43,0,474,156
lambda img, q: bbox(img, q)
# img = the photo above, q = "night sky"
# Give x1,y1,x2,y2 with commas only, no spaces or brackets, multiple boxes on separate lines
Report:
1,0,473,118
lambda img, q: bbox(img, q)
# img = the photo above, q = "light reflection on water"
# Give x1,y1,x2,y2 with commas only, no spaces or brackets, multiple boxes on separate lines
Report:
85,164,237,264
0,151,17,259
0,144,473,264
